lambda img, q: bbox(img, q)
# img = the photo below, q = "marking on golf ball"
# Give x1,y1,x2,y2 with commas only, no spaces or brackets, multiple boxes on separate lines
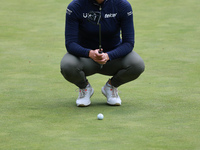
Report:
97,113,104,120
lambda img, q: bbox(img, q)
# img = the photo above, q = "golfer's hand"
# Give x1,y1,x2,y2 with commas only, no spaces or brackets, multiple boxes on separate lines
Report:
89,49,109,65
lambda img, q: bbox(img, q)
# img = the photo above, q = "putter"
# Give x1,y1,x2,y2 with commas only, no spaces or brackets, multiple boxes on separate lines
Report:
87,10,102,53
98,23,102,54
98,6,102,54
87,8,103,68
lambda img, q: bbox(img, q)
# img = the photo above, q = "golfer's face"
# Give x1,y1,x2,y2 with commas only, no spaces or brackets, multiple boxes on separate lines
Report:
96,0,104,4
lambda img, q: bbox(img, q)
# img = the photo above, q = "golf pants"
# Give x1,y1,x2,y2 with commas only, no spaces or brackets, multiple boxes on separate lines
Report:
60,51,145,88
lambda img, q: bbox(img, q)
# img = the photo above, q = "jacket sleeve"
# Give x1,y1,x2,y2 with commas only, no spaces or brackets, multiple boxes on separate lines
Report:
107,1,135,60
65,3,90,57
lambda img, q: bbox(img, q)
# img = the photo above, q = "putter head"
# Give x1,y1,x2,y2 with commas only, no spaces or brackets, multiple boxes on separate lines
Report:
87,11,101,25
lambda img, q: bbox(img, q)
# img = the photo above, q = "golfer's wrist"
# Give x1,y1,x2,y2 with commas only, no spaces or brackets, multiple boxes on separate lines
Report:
88,50,92,58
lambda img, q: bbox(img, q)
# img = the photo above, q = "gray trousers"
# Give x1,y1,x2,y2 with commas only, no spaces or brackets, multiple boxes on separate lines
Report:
60,51,145,89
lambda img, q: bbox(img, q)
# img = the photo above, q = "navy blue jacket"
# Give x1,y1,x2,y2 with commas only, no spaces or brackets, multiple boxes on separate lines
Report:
65,0,134,60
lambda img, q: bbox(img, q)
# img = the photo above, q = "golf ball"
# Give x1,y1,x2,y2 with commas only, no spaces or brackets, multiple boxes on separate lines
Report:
97,113,104,120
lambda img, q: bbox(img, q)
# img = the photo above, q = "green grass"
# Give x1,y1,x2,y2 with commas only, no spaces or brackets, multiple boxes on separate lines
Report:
0,0,200,149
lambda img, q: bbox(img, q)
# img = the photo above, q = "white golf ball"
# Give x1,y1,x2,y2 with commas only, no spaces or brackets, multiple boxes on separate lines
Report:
97,113,104,120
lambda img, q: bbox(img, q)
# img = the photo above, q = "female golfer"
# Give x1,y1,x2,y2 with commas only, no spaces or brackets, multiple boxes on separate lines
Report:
61,0,145,106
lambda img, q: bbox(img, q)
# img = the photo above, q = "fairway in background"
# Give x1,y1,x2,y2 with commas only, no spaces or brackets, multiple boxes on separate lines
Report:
0,0,200,149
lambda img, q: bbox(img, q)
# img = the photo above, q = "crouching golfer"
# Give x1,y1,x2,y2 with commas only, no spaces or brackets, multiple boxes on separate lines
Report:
60,0,145,106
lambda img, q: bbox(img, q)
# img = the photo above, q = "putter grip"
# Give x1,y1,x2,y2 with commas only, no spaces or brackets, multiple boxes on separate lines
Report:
98,45,102,54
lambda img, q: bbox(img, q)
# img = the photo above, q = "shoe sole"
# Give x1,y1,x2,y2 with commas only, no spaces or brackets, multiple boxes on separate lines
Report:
77,89,94,107
107,102,121,106
101,87,121,106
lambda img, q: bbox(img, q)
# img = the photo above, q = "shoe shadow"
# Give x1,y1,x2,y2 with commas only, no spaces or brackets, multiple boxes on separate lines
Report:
91,101,107,107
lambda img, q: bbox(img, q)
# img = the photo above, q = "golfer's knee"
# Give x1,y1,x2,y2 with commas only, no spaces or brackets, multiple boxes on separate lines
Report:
60,61,69,76
60,55,79,77
130,57,145,75
137,59,145,74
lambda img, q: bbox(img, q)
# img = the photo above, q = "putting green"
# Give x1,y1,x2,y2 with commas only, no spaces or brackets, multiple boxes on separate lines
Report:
0,0,200,149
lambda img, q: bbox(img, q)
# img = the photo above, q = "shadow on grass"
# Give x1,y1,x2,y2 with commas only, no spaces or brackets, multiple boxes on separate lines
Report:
42,97,140,109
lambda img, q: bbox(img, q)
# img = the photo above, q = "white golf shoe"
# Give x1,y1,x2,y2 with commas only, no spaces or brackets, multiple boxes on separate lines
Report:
76,83,94,107
101,83,121,106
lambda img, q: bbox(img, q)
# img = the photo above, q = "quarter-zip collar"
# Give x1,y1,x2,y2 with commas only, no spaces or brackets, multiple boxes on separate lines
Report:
89,0,108,7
